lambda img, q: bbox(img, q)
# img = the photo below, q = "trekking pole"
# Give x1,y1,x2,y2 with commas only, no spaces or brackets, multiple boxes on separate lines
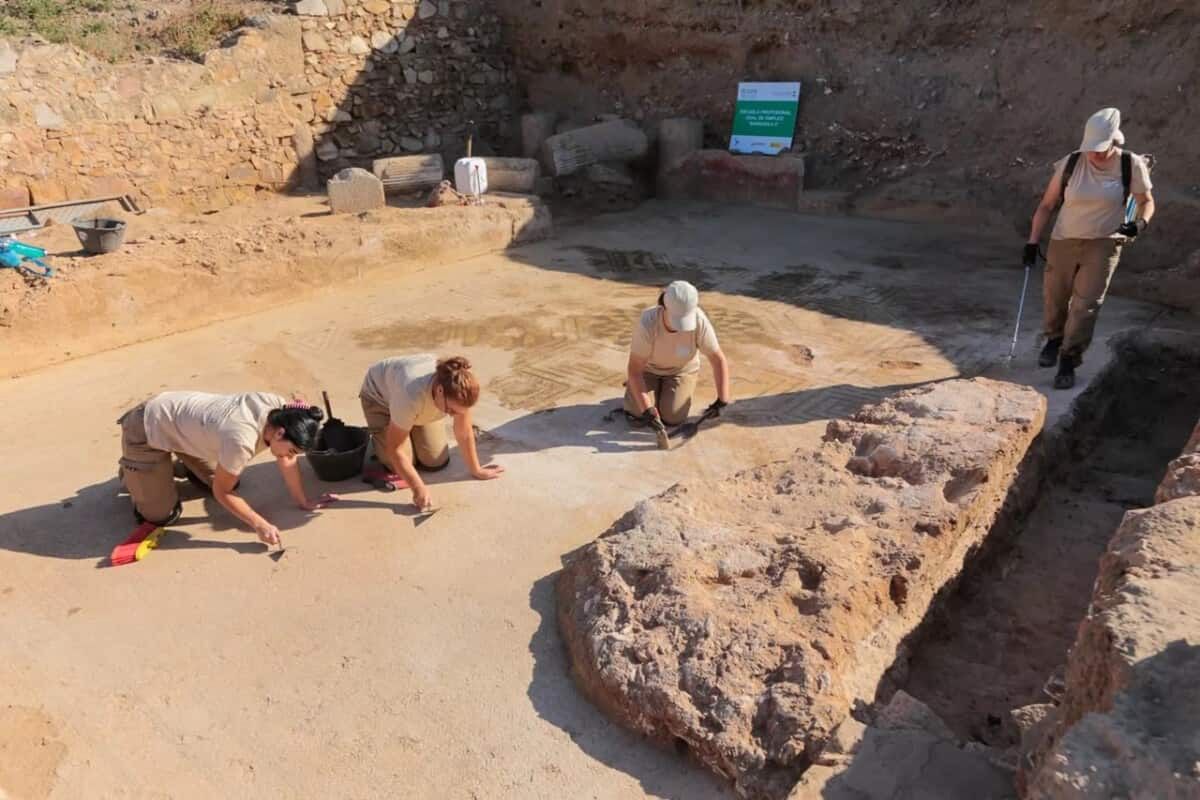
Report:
1005,264,1032,366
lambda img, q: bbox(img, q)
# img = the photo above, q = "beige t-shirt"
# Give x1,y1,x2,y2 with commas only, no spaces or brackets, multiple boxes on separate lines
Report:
143,391,287,475
360,354,445,430
1051,150,1152,241
630,307,720,376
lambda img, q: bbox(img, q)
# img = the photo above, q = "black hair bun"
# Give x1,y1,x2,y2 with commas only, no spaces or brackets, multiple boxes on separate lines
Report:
307,406,324,422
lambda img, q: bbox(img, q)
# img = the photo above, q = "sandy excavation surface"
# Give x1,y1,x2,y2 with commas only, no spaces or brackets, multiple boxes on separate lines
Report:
0,203,1190,798
0,193,549,379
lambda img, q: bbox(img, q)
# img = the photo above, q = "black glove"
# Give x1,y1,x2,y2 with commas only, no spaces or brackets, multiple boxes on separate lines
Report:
1022,243,1040,268
704,399,729,417
1117,218,1147,239
642,408,665,428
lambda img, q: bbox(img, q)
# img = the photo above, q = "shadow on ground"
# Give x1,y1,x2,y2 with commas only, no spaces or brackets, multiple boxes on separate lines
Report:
512,204,1025,339
0,460,381,566
526,572,734,800
484,383,924,456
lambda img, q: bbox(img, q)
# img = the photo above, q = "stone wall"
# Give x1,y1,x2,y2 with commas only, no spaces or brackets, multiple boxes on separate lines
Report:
490,0,1200,299
0,19,309,211
293,0,519,179
0,0,519,212
1023,332,1200,799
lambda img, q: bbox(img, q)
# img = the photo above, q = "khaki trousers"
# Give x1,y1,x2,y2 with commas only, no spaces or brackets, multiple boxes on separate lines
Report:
176,453,217,487
1043,238,1123,362
359,394,450,471
117,404,179,524
623,371,698,426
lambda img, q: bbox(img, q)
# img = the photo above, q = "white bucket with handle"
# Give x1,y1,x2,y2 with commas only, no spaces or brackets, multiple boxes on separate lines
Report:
454,157,488,198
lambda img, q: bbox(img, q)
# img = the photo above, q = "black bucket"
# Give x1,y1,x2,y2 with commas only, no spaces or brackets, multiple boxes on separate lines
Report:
308,425,369,482
73,218,127,254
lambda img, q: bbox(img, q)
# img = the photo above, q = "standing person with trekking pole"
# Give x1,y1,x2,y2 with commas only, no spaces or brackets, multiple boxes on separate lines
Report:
1023,107,1156,389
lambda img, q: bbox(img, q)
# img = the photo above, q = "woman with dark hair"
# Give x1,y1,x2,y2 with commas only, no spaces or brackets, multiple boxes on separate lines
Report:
359,354,503,511
117,392,337,546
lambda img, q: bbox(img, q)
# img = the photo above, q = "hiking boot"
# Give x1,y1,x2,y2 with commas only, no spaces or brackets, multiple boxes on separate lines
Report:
1053,357,1076,390
1039,337,1062,368
362,466,409,492
133,500,182,528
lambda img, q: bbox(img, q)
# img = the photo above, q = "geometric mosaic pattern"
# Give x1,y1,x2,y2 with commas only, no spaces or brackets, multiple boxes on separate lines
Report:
334,244,1023,424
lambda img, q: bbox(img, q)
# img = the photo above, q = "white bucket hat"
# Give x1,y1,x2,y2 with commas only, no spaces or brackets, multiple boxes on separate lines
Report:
663,280,699,332
1079,107,1125,152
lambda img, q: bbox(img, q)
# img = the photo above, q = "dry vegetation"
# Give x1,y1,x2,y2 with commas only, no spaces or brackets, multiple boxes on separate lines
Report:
0,0,279,62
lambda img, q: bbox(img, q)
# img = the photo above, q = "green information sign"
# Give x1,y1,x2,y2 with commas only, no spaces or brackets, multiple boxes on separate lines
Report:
729,82,802,156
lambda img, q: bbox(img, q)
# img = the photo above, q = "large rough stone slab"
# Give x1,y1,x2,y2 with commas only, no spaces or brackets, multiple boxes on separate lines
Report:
292,0,328,15
791,692,1015,799
372,155,444,194
1024,495,1200,799
480,157,541,194
558,378,1045,799
301,31,329,51
326,167,385,214
521,112,558,159
1155,420,1200,503
34,103,65,131
0,184,31,211
540,119,649,177
0,40,17,74
658,117,704,172
659,149,807,211
292,123,319,190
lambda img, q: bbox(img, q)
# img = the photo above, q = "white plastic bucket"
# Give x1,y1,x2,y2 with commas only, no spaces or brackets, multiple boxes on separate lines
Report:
454,157,488,197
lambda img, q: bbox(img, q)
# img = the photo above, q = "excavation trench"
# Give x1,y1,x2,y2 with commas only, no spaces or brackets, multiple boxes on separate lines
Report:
554,334,1199,800
896,332,1200,752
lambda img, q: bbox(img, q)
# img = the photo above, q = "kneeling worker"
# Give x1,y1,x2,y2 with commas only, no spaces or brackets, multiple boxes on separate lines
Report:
624,280,732,448
118,393,336,546
359,354,504,511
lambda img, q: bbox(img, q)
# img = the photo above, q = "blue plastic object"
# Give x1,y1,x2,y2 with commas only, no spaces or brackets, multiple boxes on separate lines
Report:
6,239,45,259
0,237,53,278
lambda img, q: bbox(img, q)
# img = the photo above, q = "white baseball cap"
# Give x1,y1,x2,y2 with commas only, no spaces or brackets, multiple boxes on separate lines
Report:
663,280,699,332
1079,107,1125,152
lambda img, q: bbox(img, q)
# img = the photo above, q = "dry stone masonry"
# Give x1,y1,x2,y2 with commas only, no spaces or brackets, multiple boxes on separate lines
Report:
293,0,519,180
0,20,309,211
0,0,519,211
558,378,1045,799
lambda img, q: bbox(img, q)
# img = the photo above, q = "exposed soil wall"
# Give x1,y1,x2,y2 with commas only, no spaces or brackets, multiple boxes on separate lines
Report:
1,0,520,213
0,19,308,212
1022,331,1200,799
895,327,1200,763
493,0,1200,309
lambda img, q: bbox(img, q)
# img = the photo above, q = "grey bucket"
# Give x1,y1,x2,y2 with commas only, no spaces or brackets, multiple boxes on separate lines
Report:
73,218,127,254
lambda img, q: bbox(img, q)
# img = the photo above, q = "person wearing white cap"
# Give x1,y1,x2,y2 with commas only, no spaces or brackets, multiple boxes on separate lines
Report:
623,280,732,449
1024,107,1156,389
